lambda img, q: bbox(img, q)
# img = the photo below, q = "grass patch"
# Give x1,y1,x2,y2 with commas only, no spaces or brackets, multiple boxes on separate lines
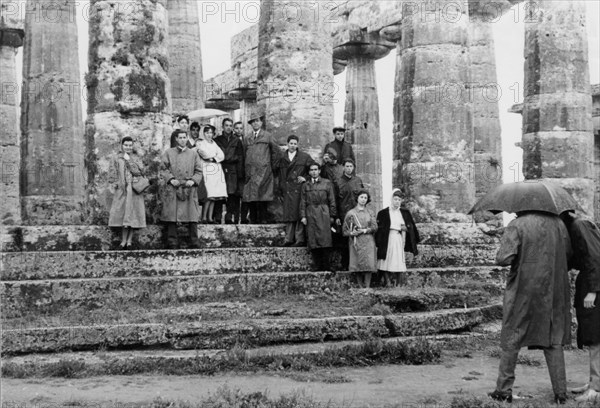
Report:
1,338,441,379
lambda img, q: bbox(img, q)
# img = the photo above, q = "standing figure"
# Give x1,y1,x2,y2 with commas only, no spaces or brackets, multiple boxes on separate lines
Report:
375,189,420,287
323,126,355,166
196,125,227,223
243,113,280,224
214,118,245,224
233,121,249,224
489,211,572,405
277,135,315,246
188,122,201,148
170,115,190,148
560,211,600,403
343,190,378,288
108,136,147,249
336,159,365,270
320,148,343,183
300,163,337,271
160,131,203,249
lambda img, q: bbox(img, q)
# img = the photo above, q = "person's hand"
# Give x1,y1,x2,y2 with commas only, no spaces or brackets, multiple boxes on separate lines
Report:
336,219,341,226
301,217,307,225
185,180,195,187
123,152,130,161
584,292,597,308
170,179,180,187
297,176,306,183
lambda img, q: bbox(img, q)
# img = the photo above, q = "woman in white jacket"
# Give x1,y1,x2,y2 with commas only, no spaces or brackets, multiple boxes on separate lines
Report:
196,125,227,223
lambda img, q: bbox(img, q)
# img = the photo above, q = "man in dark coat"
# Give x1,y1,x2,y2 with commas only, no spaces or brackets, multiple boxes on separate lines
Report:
300,163,337,271
243,114,280,224
214,118,245,224
276,135,315,246
160,131,203,249
560,212,600,402
323,126,355,165
489,211,572,404
336,159,364,270
234,121,249,224
320,148,343,183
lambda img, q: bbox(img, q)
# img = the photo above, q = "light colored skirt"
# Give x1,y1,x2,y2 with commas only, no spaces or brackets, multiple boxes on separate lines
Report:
202,161,228,200
377,230,406,272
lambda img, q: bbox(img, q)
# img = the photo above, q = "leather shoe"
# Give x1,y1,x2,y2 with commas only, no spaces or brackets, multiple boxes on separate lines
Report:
488,390,512,403
575,389,599,402
554,393,568,405
570,384,589,394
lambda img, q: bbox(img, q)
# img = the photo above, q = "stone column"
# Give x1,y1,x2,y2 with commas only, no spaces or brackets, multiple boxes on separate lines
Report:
334,30,393,212
391,2,474,222
257,0,334,159
167,0,204,117
469,16,502,198
522,0,595,216
20,0,85,224
0,0,24,225
86,0,172,224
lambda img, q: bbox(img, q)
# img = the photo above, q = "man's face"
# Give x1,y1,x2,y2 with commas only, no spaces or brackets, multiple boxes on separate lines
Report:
308,165,320,178
251,118,262,131
179,119,189,132
287,139,298,153
223,121,233,134
190,128,199,140
234,123,243,135
344,162,354,176
334,130,345,142
176,133,188,147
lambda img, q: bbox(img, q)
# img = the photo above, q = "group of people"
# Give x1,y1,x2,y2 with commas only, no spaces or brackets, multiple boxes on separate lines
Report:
490,210,600,404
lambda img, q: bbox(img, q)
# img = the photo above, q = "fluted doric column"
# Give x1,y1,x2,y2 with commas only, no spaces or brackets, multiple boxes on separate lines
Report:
391,2,474,222
0,0,24,225
522,0,595,216
20,0,85,224
167,0,204,117
86,0,172,223
334,29,393,212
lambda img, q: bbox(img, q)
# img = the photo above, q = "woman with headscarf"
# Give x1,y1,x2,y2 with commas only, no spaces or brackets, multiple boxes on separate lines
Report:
196,125,227,223
375,188,420,286
343,189,378,288
108,136,147,249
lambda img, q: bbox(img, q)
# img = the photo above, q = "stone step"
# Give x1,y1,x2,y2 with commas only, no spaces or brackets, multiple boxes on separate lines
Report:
1,245,501,281
1,266,506,319
2,283,503,329
1,222,499,252
1,332,495,378
1,303,502,354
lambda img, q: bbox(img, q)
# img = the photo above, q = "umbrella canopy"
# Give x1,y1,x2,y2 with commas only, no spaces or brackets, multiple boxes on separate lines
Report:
468,179,583,215
187,108,229,122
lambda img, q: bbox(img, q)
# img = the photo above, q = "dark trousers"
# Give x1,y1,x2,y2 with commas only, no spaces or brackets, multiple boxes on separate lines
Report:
214,194,241,224
496,345,567,395
248,201,268,224
166,222,198,245
311,247,331,271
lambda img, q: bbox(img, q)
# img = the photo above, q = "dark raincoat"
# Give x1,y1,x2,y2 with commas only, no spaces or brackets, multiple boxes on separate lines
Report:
214,132,244,195
323,139,355,164
160,147,203,223
337,174,364,221
496,212,572,350
243,130,280,202
276,150,315,222
300,177,337,249
565,217,600,347
375,207,420,258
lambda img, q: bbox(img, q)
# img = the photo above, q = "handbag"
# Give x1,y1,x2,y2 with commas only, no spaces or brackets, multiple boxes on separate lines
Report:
131,176,150,194
125,159,150,194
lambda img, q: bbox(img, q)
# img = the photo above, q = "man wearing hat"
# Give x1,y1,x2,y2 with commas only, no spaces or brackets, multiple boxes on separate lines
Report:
243,111,281,224
323,126,355,166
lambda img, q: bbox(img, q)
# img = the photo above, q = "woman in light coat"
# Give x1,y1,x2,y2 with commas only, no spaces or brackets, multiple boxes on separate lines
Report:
108,136,146,248
196,125,227,223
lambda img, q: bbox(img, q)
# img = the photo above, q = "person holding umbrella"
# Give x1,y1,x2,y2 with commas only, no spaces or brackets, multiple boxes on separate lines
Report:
470,180,578,404
560,211,600,403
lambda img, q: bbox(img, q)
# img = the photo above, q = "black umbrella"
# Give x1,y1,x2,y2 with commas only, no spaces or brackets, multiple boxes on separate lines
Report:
468,179,584,215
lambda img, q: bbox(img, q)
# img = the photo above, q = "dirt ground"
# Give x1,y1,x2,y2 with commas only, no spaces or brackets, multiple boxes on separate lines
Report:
1,348,594,407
